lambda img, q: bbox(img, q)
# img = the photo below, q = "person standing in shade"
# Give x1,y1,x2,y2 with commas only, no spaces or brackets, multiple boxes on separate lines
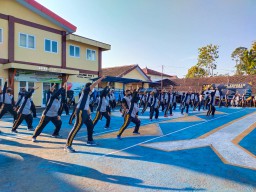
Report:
164,90,173,117
0,79,17,122
193,92,199,111
224,90,230,107
64,76,105,153
117,89,141,139
207,88,217,117
149,91,160,120
12,87,39,133
92,84,111,129
181,91,191,115
32,83,66,142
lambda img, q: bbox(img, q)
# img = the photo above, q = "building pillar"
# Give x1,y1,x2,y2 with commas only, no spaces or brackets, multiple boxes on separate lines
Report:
61,31,66,68
8,68,16,94
61,74,69,86
8,16,15,63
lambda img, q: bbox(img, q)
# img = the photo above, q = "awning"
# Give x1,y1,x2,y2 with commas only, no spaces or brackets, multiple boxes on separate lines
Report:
2,63,79,75
91,76,143,84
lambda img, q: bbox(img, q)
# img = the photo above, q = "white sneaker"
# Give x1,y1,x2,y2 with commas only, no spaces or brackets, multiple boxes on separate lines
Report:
32,137,36,142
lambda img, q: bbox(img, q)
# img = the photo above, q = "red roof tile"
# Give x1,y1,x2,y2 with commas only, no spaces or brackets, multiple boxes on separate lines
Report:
143,67,176,78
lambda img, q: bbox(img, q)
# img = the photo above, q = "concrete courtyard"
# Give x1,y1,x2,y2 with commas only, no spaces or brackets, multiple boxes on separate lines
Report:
0,107,255,192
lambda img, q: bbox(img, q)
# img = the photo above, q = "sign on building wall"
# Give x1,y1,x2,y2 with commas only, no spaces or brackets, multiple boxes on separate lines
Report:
202,83,252,97
14,70,62,83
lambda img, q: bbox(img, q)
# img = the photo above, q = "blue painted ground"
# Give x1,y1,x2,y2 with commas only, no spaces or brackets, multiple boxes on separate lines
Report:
0,106,256,191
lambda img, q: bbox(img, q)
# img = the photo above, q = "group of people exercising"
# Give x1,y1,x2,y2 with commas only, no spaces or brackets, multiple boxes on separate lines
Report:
0,77,252,153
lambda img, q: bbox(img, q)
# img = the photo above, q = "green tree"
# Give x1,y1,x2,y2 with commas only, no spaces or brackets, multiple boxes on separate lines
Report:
240,49,256,75
197,44,219,76
231,42,256,75
186,65,208,78
231,47,247,75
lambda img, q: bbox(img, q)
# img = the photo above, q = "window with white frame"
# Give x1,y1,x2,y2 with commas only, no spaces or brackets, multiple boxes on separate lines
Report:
69,45,80,57
19,81,35,92
19,33,35,49
45,39,58,53
0,28,3,43
86,49,96,61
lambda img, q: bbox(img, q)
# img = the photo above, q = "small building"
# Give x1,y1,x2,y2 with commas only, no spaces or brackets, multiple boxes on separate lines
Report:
0,0,110,106
142,67,177,82
102,64,151,90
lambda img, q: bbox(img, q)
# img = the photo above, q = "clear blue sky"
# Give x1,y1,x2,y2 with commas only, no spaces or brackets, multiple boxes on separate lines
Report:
37,0,256,78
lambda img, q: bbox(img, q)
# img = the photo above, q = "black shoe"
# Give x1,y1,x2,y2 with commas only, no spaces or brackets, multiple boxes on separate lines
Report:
85,141,97,146
52,135,62,138
12,130,18,133
133,132,140,135
64,146,76,153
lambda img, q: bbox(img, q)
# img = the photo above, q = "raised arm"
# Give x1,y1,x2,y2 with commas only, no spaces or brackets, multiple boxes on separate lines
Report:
90,76,105,91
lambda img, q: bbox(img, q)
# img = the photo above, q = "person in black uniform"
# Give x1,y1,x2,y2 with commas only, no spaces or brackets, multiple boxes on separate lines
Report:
15,88,26,111
0,79,17,122
65,76,105,153
92,84,111,129
181,92,191,115
207,88,217,117
32,83,66,142
69,91,82,125
149,91,160,120
117,89,141,139
12,87,39,133
59,88,69,115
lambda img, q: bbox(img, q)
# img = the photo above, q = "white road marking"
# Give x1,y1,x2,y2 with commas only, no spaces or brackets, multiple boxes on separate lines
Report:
102,109,246,157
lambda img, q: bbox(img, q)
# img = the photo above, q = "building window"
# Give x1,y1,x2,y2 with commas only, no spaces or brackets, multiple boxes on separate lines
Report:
19,81,35,91
0,78,3,87
69,45,80,57
19,33,35,49
45,39,58,53
0,28,3,43
86,49,96,61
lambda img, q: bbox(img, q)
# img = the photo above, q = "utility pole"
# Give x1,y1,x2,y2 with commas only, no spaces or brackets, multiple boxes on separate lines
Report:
161,65,163,91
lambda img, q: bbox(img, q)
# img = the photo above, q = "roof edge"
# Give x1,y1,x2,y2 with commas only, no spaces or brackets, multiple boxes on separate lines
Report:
16,0,77,33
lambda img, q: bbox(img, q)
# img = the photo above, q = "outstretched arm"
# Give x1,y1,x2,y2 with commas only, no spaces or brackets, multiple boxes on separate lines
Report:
90,76,105,91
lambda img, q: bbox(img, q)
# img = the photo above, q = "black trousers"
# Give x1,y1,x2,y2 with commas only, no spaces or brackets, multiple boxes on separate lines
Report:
69,106,77,124
150,107,159,120
193,101,199,110
31,101,37,117
164,103,172,116
117,114,140,137
0,102,2,108
0,104,17,121
60,103,69,115
92,111,110,128
207,104,216,116
66,109,94,147
89,104,94,112
106,106,111,114
197,101,203,111
141,102,148,114
181,103,189,114
12,113,33,130
33,115,62,138
161,102,165,111
173,102,176,110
